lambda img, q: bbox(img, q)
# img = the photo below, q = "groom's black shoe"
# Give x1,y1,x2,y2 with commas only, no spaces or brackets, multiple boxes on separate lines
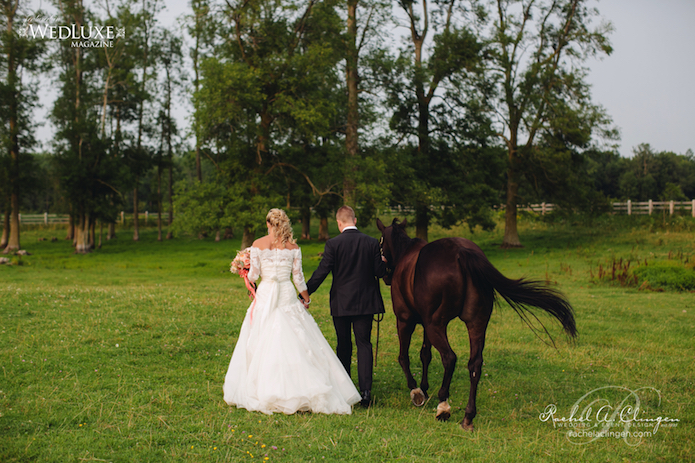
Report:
360,390,371,408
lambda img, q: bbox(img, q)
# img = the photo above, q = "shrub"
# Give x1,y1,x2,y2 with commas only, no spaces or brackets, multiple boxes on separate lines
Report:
633,261,695,291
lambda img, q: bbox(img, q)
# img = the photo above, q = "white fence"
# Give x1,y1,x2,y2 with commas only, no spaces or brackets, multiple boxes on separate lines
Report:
523,200,695,217
5,202,695,226
611,200,695,216
8,212,171,225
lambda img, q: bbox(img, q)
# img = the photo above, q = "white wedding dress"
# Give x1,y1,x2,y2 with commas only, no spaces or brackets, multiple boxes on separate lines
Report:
223,247,360,414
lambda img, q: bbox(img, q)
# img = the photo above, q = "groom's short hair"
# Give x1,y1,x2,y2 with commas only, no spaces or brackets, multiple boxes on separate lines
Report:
336,206,356,224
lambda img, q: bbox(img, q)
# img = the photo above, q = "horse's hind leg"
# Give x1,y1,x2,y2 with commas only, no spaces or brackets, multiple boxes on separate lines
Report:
397,318,425,406
461,318,489,431
424,322,457,421
419,330,432,400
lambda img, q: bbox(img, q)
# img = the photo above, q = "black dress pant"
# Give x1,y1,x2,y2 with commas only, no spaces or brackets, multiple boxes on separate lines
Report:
332,314,373,392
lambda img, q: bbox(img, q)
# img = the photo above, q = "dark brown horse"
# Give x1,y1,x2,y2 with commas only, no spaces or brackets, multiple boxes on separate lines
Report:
376,218,577,430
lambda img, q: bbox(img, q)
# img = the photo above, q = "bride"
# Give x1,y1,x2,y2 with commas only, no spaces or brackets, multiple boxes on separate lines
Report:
223,208,361,414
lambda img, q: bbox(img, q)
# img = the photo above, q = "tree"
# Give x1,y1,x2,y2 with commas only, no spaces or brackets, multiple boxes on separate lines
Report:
616,144,695,201
0,0,45,253
485,0,614,247
343,0,390,206
129,0,162,242
187,0,216,184
373,0,490,240
156,28,182,241
51,0,121,253
190,0,346,248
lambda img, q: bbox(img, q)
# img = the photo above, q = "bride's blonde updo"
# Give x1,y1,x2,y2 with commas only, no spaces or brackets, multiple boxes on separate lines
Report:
266,208,296,247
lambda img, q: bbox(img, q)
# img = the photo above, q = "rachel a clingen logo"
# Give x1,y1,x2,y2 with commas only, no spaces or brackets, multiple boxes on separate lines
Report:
539,386,679,446
19,13,125,48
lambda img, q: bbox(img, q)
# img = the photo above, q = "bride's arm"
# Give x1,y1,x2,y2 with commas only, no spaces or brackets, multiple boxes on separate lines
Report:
292,249,310,305
248,247,261,283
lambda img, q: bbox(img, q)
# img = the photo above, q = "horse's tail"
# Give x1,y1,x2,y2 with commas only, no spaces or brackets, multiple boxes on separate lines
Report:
459,248,577,342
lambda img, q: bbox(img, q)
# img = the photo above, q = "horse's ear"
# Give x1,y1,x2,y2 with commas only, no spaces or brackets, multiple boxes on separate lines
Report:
376,218,385,232
400,219,407,229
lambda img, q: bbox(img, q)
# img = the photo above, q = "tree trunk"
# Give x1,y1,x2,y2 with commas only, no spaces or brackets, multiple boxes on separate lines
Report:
157,163,162,241
3,190,20,254
74,213,92,254
318,216,330,241
108,222,115,240
4,8,20,255
66,212,74,241
241,226,255,249
98,221,103,249
215,230,221,242
89,219,95,248
502,165,522,248
166,160,173,240
344,0,359,206
224,227,234,239
1,201,9,248
301,207,311,240
193,10,202,182
133,183,139,241
415,205,429,242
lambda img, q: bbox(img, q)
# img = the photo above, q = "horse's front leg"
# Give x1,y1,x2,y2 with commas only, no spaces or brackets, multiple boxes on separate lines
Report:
396,318,426,406
424,322,457,421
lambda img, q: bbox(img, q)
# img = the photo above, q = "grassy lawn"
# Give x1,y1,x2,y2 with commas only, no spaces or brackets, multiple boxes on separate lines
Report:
1,215,693,462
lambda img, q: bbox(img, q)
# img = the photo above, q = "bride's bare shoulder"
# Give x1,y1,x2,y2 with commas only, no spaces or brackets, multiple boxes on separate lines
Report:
284,242,299,250
252,236,271,249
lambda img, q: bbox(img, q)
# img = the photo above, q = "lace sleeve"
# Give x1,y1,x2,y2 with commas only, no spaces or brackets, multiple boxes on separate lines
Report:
292,248,308,293
248,247,261,283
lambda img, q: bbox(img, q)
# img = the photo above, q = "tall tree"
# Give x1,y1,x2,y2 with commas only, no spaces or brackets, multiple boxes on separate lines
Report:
0,0,44,253
52,0,119,253
156,28,182,241
343,0,389,206
485,0,613,247
190,0,345,248
378,0,483,240
130,0,161,242
187,0,215,184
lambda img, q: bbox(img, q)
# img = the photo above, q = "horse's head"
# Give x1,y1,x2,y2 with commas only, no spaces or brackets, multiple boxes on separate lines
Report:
376,217,410,285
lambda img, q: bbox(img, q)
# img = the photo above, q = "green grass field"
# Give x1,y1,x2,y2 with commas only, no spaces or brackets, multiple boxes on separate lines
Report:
1,215,693,462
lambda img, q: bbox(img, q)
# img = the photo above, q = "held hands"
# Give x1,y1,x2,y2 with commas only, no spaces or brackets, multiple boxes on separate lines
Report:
298,294,311,309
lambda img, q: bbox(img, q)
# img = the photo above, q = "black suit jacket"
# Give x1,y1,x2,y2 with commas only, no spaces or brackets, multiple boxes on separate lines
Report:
306,229,387,317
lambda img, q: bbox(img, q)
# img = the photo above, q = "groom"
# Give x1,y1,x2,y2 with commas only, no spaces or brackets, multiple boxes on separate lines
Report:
306,206,387,407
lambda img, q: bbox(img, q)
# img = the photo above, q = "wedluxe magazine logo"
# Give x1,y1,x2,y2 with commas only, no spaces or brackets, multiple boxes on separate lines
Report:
539,386,679,446
19,12,124,48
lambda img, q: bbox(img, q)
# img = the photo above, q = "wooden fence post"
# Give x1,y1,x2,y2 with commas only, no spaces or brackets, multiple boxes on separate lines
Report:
648,199,653,215
627,200,632,215
145,211,148,225
44,212,48,225
121,211,125,224
692,199,695,218
669,200,674,216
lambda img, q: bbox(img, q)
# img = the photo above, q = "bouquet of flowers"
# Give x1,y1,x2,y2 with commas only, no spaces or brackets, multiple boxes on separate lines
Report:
231,248,257,309
230,248,252,278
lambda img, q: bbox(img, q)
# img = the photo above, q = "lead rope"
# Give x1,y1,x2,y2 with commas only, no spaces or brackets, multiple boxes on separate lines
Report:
374,311,383,367
375,240,386,368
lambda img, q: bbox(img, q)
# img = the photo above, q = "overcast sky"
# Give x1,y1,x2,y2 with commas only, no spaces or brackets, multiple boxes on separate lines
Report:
26,0,694,158
585,0,695,156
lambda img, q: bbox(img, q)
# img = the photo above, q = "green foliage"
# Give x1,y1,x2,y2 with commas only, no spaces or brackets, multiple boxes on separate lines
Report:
633,261,695,292
613,144,695,201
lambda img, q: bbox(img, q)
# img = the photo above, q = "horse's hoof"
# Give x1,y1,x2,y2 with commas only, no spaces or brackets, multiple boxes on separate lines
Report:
410,388,426,407
435,401,451,421
460,420,475,431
